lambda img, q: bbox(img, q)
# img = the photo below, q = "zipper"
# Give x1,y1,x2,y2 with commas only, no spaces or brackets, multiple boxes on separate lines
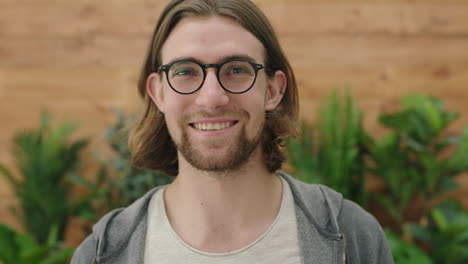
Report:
342,233,347,264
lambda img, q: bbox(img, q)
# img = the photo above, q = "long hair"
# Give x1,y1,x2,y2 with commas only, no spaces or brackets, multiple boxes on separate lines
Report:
129,0,298,176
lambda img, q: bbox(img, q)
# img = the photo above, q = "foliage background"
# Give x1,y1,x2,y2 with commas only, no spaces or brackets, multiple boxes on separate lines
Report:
286,92,468,263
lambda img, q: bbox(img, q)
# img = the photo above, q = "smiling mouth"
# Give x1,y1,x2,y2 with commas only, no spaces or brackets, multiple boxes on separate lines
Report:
190,121,238,131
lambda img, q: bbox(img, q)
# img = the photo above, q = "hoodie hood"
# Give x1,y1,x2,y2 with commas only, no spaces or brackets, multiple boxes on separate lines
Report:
91,186,164,263
279,171,344,238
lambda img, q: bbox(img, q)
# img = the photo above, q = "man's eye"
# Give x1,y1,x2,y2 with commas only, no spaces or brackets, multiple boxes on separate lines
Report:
231,67,247,74
173,69,193,76
226,65,253,75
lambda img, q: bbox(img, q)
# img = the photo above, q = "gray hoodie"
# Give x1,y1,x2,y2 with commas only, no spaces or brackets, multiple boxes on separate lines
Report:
72,172,393,264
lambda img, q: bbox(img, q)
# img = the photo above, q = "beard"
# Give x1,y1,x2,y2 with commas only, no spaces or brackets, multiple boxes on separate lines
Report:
171,111,264,173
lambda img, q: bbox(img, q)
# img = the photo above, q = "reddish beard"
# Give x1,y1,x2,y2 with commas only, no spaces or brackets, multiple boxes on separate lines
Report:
172,109,264,173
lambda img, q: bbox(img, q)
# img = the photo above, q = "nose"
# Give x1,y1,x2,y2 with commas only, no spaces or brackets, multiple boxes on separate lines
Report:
194,68,230,108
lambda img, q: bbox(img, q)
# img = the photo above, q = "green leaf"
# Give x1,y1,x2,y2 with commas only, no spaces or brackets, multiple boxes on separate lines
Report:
379,111,414,132
38,247,74,264
409,224,433,246
5,112,89,244
385,229,433,264
374,195,402,222
46,225,59,248
447,126,468,172
0,224,20,263
0,163,19,191
438,177,458,195
432,208,448,230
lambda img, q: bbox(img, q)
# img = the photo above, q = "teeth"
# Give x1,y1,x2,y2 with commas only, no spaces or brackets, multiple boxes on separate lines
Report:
194,122,233,131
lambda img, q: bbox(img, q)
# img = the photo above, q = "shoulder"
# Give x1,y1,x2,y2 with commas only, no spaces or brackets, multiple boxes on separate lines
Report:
71,186,165,263
338,199,393,263
71,233,98,264
279,172,342,230
278,172,393,263
72,207,126,263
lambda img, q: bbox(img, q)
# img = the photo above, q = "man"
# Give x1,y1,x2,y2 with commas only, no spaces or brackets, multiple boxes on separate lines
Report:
72,0,393,263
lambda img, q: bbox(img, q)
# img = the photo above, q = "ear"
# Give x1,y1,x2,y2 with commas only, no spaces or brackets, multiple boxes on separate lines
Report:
265,70,286,111
147,72,165,113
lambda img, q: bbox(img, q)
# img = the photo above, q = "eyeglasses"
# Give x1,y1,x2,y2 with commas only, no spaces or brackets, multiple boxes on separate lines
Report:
158,59,270,95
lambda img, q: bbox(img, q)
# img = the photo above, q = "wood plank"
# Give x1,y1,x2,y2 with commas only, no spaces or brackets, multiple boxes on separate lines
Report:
0,66,137,100
1,35,467,68
265,4,468,36
280,35,468,67
1,3,467,37
294,62,468,97
0,66,133,138
0,187,21,232
0,4,164,38
0,36,148,68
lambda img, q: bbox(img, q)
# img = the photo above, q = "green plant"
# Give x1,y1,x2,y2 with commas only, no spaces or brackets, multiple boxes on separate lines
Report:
0,112,88,244
71,111,172,221
286,89,370,207
0,223,73,264
370,132,421,225
287,92,468,264
370,94,468,226
409,202,468,264
102,111,172,208
385,229,433,264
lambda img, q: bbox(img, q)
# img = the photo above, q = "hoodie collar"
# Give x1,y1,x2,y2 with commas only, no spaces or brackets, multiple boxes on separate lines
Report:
91,172,344,263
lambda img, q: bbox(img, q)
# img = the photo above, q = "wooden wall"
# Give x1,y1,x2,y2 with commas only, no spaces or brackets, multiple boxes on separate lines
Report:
1,0,468,233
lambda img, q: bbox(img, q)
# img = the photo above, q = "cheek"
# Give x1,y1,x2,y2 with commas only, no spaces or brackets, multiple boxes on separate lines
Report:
162,95,191,133
249,85,268,112
163,111,179,136
240,93,266,123
163,92,192,116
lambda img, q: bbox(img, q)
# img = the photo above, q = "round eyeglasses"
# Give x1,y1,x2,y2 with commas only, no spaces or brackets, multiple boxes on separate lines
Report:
158,59,270,94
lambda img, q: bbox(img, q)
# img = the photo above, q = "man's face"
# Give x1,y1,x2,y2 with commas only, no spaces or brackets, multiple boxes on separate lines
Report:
147,15,285,173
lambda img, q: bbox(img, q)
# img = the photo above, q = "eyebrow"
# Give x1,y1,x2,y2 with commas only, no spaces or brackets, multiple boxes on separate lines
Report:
164,54,258,65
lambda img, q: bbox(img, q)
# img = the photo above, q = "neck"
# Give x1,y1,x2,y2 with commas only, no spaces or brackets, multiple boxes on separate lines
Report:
163,149,283,253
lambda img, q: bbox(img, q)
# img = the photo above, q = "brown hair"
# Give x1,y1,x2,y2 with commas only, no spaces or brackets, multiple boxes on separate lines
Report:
129,0,298,176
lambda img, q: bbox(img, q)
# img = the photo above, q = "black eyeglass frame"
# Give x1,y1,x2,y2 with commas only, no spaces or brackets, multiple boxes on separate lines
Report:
157,59,271,95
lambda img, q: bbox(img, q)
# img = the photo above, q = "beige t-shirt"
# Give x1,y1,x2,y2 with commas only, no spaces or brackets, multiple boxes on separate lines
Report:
144,177,302,264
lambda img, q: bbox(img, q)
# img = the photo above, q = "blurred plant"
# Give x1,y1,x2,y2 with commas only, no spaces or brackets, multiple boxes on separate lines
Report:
70,110,172,222
286,89,370,207
369,94,468,226
409,201,468,264
385,229,433,264
102,111,172,207
0,223,73,264
287,91,468,263
0,112,88,244
369,132,421,225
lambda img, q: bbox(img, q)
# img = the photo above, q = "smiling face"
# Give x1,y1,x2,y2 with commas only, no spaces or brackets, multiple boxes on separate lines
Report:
147,15,285,174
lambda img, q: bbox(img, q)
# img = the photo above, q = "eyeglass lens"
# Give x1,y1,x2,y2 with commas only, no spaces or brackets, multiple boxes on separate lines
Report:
167,60,256,94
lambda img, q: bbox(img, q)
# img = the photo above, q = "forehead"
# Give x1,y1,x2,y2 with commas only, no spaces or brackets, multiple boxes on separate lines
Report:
161,15,265,64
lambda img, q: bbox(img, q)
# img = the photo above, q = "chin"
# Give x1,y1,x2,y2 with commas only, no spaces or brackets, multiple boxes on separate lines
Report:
182,148,250,172
177,136,259,173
